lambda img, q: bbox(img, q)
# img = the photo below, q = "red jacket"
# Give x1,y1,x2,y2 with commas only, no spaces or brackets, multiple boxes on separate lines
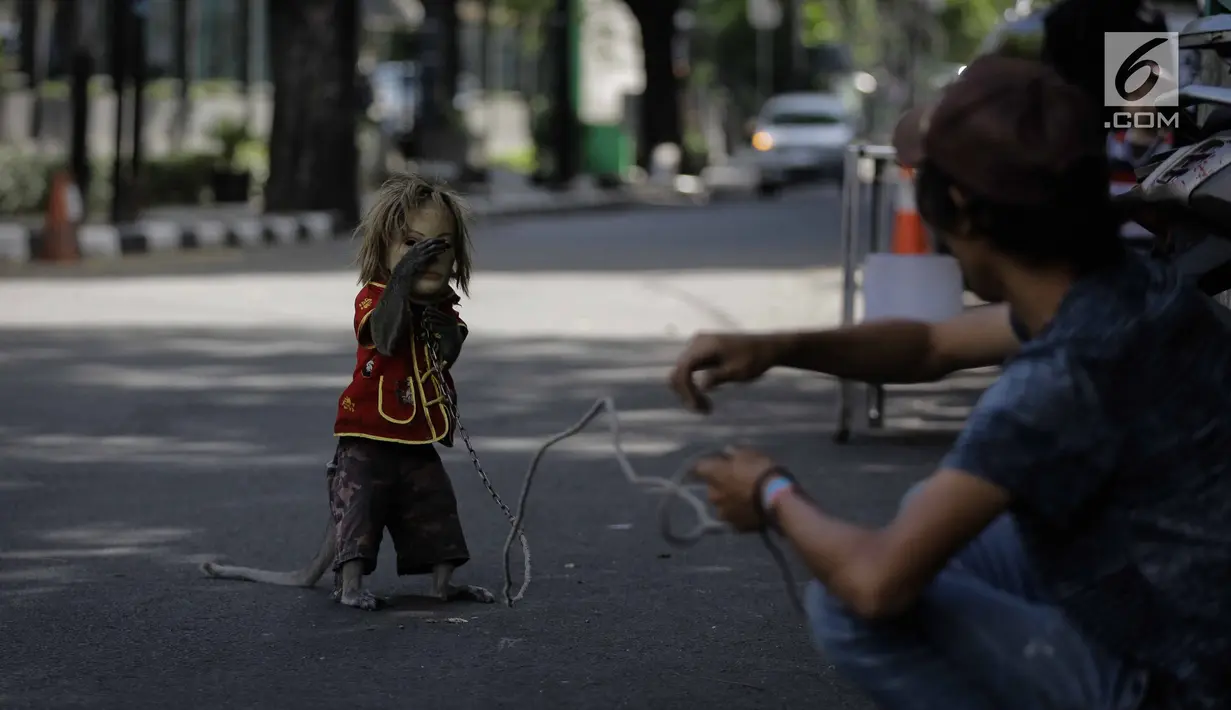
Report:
333,282,462,445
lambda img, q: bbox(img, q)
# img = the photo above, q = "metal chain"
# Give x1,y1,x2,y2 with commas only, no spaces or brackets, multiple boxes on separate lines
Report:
424,329,531,607
424,325,804,615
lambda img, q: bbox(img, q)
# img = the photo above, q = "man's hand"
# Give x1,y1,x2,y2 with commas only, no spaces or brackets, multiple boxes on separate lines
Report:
692,446,781,532
668,333,777,414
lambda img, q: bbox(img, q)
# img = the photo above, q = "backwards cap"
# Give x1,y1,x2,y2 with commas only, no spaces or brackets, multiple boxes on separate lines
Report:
892,54,1106,206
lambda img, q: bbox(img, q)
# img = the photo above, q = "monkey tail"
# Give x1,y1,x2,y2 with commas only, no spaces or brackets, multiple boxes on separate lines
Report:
200,519,335,588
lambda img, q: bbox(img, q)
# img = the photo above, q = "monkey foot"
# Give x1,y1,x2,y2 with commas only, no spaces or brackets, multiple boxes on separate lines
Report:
443,584,496,604
333,588,382,611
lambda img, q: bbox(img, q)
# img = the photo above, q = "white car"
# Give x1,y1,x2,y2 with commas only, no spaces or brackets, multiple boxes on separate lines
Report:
750,92,856,197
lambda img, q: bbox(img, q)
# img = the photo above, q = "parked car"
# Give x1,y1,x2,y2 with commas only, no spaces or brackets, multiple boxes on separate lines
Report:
749,92,856,198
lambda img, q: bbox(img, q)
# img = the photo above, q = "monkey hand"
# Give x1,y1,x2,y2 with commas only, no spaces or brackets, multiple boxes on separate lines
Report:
392,237,451,285
423,305,467,366
371,239,451,358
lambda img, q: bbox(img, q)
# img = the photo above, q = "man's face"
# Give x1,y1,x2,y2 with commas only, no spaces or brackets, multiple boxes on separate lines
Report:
386,204,457,300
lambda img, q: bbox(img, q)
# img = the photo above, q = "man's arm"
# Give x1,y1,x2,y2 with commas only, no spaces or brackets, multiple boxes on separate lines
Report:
671,304,1021,413
770,359,1117,619
769,470,1009,619
768,303,1021,383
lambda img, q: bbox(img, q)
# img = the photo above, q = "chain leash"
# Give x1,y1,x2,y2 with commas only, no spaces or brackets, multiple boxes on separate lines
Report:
425,332,531,607
425,327,804,615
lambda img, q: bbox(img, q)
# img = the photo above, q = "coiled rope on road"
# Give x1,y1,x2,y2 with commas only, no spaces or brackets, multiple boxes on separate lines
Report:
428,337,805,615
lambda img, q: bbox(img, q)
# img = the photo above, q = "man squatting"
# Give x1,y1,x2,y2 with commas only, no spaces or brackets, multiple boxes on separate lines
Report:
674,56,1231,710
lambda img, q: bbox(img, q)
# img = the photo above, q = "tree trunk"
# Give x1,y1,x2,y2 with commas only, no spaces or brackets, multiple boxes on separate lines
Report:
476,0,492,168
30,0,54,142
419,0,450,131
237,0,251,126
171,0,193,151
625,0,682,169
478,0,492,96
549,0,579,184
442,0,461,105
512,11,525,94
774,0,800,93
265,0,360,225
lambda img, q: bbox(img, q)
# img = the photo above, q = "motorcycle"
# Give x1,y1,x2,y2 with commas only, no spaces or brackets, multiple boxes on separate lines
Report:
1113,14,1231,302
976,2,1231,304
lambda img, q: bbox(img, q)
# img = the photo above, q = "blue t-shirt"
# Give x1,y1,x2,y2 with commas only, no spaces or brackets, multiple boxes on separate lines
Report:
943,252,1231,709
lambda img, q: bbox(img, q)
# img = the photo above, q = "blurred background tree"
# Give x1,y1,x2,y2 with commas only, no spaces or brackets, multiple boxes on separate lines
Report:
265,0,361,223
0,0,1034,221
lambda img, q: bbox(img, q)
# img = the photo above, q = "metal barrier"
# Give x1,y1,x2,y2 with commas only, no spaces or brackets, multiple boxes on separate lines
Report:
835,143,902,444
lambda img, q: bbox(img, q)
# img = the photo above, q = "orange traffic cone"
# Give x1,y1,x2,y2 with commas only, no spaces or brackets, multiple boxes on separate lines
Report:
41,170,81,262
890,167,929,254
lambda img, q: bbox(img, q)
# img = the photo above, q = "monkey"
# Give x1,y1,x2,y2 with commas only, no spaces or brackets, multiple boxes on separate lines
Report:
200,175,494,610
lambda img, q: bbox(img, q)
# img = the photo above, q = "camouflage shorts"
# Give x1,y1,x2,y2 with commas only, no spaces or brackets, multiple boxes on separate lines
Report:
327,437,470,576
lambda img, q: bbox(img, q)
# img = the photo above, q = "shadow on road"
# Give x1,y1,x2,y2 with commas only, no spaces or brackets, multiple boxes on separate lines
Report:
0,326,988,709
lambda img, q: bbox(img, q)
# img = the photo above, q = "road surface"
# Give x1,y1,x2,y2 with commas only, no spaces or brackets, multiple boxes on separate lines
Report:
0,187,986,709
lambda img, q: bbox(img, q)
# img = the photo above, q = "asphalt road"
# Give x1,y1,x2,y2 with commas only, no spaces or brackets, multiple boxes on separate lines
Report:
0,186,989,709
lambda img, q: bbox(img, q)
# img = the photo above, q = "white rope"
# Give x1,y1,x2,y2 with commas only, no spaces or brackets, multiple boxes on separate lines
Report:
426,331,803,613
499,397,736,603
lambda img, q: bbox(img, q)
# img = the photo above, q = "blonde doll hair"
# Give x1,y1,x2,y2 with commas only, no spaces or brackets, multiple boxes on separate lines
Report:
353,173,474,295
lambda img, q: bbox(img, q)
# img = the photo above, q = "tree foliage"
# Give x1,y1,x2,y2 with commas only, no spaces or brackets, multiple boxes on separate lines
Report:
502,0,1019,68
502,0,554,13
492,0,1019,169
698,0,1019,71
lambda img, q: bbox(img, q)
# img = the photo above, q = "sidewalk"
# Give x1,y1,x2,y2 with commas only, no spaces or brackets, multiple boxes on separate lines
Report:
0,177,640,265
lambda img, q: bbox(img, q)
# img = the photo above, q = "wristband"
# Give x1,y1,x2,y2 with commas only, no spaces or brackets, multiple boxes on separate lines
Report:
761,476,795,512
754,466,797,532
